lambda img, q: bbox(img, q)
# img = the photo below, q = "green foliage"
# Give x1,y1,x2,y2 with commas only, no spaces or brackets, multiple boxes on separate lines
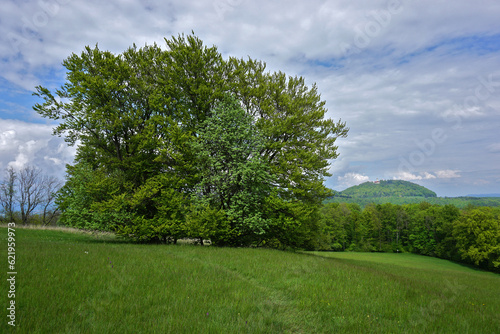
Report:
191,95,273,245
319,201,500,272
34,33,347,248
112,174,189,243
34,44,168,187
185,204,232,245
338,180,437,199
320,203,349,251
453,207,500,270
261,192,326,250
56,163,124,231
253,73,348,205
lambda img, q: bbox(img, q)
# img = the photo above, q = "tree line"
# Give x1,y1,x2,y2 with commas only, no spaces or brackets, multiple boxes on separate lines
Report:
326,195,500,209
319,202,500,272
0,166,62,225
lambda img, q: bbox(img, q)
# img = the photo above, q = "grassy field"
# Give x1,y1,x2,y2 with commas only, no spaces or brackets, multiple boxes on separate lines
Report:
1,227,499,333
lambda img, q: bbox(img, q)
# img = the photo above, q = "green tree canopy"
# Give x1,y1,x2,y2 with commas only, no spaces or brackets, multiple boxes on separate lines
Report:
34,33,348,248
191,95,274,243
453,207,500,270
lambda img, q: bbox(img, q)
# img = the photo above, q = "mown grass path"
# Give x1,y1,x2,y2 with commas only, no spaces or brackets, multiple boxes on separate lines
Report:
1,227,499,333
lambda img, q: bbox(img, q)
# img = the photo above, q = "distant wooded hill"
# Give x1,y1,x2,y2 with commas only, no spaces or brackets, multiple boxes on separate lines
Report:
336,180,437,198
327,180,500,208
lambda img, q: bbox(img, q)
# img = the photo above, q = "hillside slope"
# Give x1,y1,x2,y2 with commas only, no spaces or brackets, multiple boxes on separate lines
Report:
338,180,437,198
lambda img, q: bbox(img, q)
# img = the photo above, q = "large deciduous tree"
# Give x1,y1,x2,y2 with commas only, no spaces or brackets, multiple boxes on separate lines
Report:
34,33,348,248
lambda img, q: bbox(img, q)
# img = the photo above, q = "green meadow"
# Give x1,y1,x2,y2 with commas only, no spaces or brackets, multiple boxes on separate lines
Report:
1,227,499,333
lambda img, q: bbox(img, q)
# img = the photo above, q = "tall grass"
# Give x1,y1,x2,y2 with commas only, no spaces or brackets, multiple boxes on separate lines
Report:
1,227,499,333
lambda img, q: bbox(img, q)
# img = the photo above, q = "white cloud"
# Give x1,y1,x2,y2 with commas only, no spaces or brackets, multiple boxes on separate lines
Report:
337,172,370,188
393,172,428,181
435,170,461,179
0,119,75,179
0,130,16,147
422,172,437,180
393,170,461,181
487,143,500,153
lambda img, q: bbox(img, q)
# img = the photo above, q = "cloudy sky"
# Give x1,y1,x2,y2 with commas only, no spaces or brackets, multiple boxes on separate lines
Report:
1,0,500,196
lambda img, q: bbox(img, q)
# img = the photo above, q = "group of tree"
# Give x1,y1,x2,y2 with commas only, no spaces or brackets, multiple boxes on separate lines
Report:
0,166,61,225
319,202,500,272
33,33,348,248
